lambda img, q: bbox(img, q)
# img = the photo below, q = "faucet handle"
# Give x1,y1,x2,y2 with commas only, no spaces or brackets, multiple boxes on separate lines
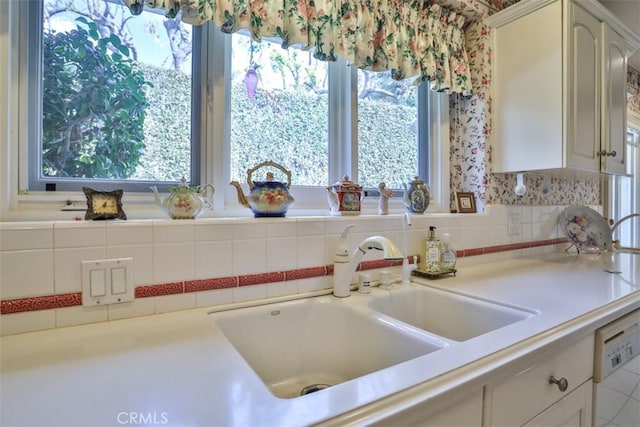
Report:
335,224,356,261
402,256,417,284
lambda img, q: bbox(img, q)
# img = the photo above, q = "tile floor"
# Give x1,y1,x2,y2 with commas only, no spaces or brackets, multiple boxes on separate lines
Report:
595,356,640,427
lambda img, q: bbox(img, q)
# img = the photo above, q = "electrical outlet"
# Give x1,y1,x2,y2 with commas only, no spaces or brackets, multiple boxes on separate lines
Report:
82,258,134,306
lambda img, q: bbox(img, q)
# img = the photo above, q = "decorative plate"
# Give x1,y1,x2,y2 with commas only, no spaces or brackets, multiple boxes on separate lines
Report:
558,206,611,253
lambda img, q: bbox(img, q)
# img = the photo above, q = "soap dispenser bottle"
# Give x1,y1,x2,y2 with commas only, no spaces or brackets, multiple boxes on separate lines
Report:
441,232,457,272
420,226,442,273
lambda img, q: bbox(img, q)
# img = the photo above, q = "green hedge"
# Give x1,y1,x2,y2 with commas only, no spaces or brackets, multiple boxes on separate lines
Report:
135,65,418,188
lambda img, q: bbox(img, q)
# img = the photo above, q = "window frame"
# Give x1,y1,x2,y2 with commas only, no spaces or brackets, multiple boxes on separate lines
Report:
25,0,203,193
606,111,640,249
217,30,449,213
1,0,450,220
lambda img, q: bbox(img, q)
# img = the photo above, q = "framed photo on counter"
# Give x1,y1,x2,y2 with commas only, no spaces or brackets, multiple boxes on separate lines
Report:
456,192,477,214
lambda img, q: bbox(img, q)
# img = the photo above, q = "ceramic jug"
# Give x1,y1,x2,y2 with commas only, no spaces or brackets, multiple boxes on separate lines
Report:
326,175,363,216
402,176,430,214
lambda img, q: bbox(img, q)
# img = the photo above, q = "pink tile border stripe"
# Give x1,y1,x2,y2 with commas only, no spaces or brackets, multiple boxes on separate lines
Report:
0,238,567,315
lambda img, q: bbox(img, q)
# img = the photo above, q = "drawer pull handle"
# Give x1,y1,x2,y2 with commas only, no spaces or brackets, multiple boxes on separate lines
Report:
549,376,568,392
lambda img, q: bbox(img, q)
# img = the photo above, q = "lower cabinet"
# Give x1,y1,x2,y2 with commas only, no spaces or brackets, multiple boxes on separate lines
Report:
354,334,596,427
483,334,595,426
369,390,483,426
523,381,593,427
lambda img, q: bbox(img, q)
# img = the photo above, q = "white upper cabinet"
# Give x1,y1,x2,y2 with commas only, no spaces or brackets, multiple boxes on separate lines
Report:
602,23,628,174
487,0,640,176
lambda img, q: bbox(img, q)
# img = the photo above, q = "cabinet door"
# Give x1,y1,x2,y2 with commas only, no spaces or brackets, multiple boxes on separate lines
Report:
490,0,563,173
567,2,601,172
484,335,594,426
602,24,628,175
523,380,593,427
369,390,482,427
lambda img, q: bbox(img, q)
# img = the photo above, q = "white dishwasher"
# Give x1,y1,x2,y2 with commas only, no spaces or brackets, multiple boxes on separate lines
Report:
593,309,640,427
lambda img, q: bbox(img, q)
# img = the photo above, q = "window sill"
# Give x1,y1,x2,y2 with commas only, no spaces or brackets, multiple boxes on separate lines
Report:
4,191,456,222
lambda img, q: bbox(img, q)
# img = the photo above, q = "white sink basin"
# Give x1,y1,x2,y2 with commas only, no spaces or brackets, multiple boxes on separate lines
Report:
210,298,447,399
367,284,537,341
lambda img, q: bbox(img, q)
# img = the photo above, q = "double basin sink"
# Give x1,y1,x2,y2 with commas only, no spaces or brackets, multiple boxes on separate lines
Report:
209,282,538,399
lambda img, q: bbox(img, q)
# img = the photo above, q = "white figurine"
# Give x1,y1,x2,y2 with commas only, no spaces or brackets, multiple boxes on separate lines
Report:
378,182,393,215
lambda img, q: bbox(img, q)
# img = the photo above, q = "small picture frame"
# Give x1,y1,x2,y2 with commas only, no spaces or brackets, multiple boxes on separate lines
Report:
456,192,477,214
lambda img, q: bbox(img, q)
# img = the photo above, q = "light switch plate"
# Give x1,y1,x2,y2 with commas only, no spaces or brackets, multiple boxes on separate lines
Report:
82,258,134,306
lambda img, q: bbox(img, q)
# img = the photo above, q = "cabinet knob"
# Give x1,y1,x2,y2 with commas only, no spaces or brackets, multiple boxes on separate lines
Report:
608,150,617,158
549,375,568,392
598,149,608,157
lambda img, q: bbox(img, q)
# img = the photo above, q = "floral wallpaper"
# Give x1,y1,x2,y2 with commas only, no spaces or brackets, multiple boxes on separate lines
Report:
450,19,491,212
446,0,637,211
628,68,640,115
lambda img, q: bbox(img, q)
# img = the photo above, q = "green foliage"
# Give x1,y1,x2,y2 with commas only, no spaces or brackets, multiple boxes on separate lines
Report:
42,18,150,179
358,100,418,189
132,65,192,181
42,18,418,186
132,66,418,187
230,84,329,186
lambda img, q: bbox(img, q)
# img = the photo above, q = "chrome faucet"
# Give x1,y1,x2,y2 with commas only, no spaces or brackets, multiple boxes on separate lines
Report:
333,225,404,297
612,213,640,254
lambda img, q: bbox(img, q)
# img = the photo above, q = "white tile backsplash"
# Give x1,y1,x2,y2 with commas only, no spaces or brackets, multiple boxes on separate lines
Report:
54,247,106,294
154,293,196,314
232,238,266,275
54,221,106,248
267,237,298,271
297,235,325,268
1,206,575,335
106,221,153,245
108,298,155,321
266,280,298,298
297,218,325,236
297,276,329,293
325,218,361,235
232,221,267,240
194,220,234,241
55,305,108,328
106,245,153,285
266,220,298,238
233,284,267,303
0,250,54,298
195,241,233,279
153,242,195,282
0,223,53,251
196,288,233,308
152,220,195,243
0,309,56,335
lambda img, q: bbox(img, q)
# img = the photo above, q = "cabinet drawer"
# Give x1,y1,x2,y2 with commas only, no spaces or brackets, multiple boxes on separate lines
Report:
485,334,594,426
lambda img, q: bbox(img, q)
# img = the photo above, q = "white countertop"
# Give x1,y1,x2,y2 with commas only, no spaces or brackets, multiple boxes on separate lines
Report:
1,252,639,427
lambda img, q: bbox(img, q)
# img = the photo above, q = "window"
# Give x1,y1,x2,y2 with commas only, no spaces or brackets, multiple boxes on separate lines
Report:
609,122,639,249
356,69,422,190
227,32,430,192
9,0,445,215
28,0,198,192
229,33,329,186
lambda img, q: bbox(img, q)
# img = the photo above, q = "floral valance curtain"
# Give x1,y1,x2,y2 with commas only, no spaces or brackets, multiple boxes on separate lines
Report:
122,0,472,95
